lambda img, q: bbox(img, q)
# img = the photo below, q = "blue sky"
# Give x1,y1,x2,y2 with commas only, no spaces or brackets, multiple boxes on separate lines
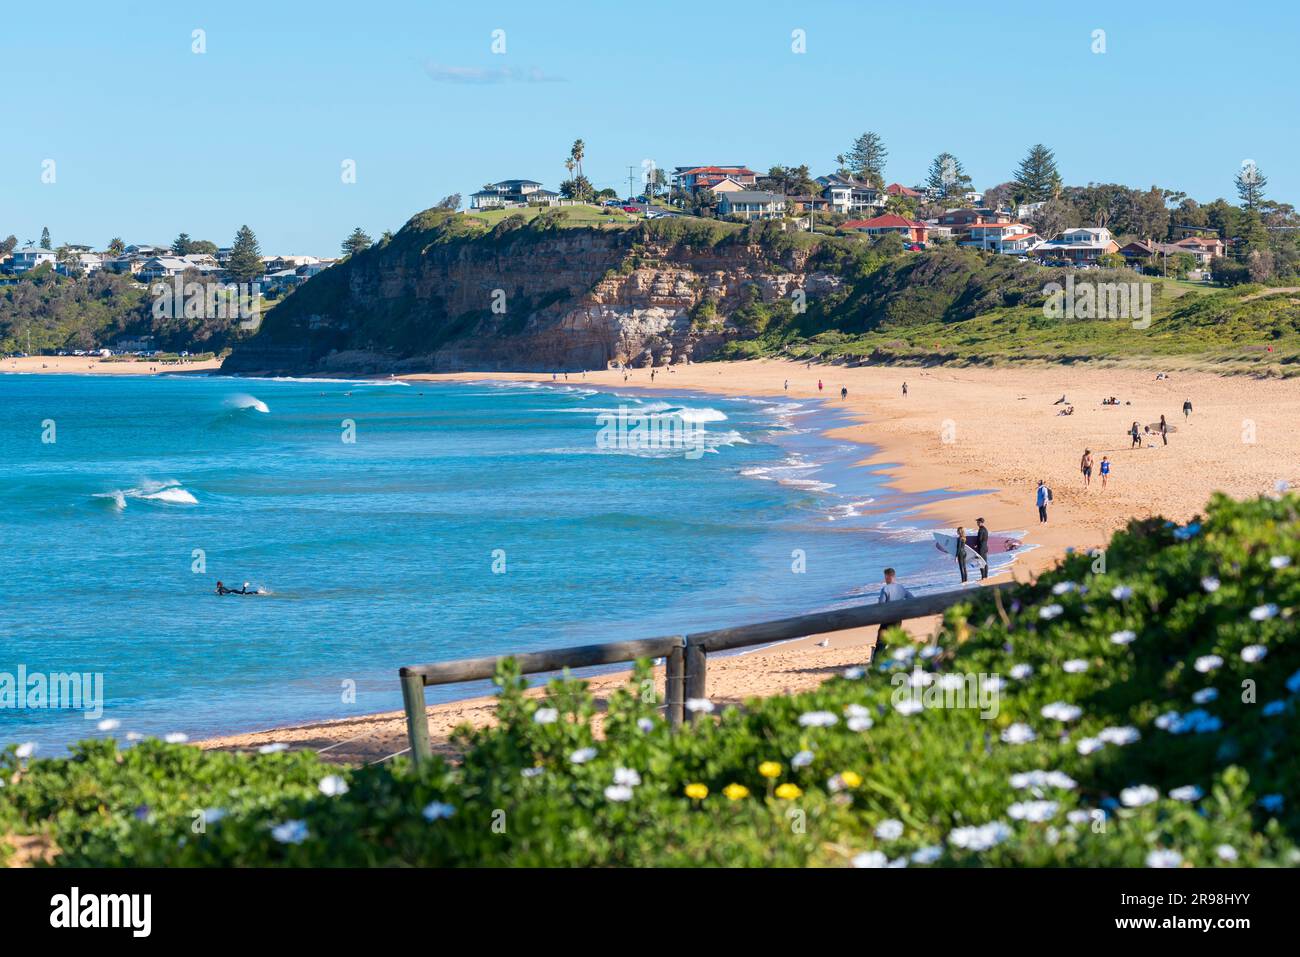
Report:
2,0,1296,257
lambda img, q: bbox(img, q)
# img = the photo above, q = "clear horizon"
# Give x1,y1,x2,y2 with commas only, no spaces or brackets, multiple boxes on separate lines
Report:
3,0,1296,258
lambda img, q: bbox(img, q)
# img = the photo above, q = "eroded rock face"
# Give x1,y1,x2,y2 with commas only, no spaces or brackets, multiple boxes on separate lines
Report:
224,226,834,375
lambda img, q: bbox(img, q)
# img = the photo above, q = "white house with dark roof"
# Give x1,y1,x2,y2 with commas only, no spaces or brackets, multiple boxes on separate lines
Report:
816,175,886,215
470,180,560,209
1032,227,1119,264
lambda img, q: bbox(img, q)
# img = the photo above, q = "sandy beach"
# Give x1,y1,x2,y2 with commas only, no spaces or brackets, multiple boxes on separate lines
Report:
1,355,223,375
201,358,1300,763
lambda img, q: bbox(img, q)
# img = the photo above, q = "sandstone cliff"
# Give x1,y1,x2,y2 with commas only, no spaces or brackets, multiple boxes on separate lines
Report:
222,209,845,374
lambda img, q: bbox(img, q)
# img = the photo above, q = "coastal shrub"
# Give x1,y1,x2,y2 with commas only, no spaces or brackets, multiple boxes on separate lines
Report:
2,494,1298,867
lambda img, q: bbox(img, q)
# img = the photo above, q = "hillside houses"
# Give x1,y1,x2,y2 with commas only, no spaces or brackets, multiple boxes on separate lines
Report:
716,190,788,221
842,214,929,243
1032,227,1120,265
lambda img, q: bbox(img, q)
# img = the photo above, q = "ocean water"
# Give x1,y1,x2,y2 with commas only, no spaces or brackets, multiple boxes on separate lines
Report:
0,374,995,750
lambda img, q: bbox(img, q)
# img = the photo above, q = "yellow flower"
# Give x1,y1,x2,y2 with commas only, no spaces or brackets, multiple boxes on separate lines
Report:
758,761,782,778
684,783,708,800
839,771,862,789
775,783,803,800
723,783,749,801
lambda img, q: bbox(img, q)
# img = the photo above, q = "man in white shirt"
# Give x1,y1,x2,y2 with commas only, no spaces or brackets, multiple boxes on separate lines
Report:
875,567,915,654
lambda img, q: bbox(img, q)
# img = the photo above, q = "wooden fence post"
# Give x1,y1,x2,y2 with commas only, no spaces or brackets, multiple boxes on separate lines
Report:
664,645,685,729
400,670,432,766
683,642,707,723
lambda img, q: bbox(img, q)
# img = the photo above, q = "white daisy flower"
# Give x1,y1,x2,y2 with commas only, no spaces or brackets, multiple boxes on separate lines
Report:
1200,576,1220,593
1249,604,1278,621
907,670,934,688
843,667,866,680
919,646,941,659
852,850,889,868
791,749,815,768
636,717,654,732
1052,581,1077,595
271,820,309,844
1194,655,1223,673
14,742,37,759
1216,844,1239,862
318,775,348,797
1169,785,1203,802
685,698,715,714
1120,785,1159,807
1241,645,1268,663
948,821,1011,851
848,715,874,732
1111,585,1133,601
1110,630,1137,645
893,699,923,716
891,645,917,661
1076,737,1104,755
1062,659,1089,673
422,801,456,821
521,766,544,778
613,767,642,787
1008,800,1058,822
1269,555,1292,569
1146,849,1182,868
1066,809,1093,825
1098,726,1141,746
1009,663,1034,680
798,710,839,727
875,819,904,841
1041,702,1082,721
1039,604,1064,620
569,747,597,764
911,845,943,864
604,784,634,802
533,707,559,725
1000,723,1037,744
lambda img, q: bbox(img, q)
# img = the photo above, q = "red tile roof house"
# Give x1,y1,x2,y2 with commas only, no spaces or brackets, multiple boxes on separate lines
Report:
672,166,757,193
1172,235,1226,263
885,183,925,199
843,214,929,243
937,207,1012,234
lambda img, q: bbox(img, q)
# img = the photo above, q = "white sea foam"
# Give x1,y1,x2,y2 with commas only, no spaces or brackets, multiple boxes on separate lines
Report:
96,480,198,508
226,393,269,414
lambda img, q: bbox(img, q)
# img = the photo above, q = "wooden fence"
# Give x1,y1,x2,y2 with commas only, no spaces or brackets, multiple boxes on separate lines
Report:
398,586,1003,764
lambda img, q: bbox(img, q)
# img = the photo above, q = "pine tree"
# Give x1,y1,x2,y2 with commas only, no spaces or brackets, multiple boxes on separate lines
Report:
843,131,888,187
172,233,193,255
1012,144,1062,204
226,225,263,284
342,227,372,257
40,226,51,249
926,152,972,201
1235,161,1267,211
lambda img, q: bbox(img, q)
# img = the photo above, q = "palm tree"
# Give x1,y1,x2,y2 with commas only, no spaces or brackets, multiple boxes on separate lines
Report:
564,158,576,183
570,139,585,180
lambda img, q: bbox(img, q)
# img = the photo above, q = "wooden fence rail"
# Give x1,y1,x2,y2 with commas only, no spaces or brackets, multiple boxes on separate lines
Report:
399,585,1003,764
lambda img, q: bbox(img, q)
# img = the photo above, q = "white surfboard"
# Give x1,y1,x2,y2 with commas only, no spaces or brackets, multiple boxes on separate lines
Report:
933,532,988,569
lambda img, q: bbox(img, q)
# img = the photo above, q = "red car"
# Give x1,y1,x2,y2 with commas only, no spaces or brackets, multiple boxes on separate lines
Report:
621,205,640,214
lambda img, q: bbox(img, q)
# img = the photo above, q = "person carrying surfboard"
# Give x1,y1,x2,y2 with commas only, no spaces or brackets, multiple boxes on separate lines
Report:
955,526,970,583
975,518,989,580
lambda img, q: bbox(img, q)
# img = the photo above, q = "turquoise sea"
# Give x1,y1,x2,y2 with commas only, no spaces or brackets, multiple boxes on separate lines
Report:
0,373,993,750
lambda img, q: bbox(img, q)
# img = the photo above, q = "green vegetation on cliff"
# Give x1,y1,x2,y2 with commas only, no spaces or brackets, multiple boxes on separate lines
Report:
4,493,1297,866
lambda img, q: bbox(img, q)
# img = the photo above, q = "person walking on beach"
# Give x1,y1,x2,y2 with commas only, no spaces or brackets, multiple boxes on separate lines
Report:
1159,414,1169,446
1080,449,1093,486
1036,480,1052,523
902,381,908,397
1099,456,1111,488
840,386,848,400
875,568,914,655
975,517,989,580
955,525,970,583
784,379,788,391
1183,398,1192,419
818,379,823,392
1130,421,1142,449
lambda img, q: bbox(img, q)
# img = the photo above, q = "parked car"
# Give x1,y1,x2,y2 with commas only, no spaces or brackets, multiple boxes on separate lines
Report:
621,206,640,214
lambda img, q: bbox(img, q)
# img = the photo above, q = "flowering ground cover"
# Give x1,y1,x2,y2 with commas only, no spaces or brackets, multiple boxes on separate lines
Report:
2,492,1296,867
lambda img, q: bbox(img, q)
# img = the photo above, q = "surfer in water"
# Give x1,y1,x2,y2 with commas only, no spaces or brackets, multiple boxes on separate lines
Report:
216,580,254,596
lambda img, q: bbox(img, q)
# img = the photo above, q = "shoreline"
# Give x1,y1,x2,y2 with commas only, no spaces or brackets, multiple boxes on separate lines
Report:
1,356,224,376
